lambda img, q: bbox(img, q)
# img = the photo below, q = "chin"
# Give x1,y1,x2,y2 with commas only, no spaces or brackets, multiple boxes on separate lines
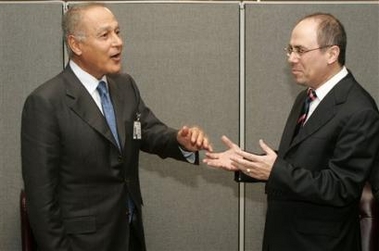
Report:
108,67,122,75
294,79,307,86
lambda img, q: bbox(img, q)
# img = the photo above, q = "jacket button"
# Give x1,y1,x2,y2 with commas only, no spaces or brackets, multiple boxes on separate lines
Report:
117,156,123,163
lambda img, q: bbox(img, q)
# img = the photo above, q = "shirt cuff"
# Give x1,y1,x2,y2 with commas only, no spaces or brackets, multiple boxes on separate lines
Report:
179,147,196,164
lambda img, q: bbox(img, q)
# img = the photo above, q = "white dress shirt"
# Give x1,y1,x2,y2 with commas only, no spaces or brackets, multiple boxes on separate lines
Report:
306,66,348,123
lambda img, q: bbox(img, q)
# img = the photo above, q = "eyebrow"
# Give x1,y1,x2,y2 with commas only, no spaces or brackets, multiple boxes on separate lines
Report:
96,23,120,35
289,44,304,49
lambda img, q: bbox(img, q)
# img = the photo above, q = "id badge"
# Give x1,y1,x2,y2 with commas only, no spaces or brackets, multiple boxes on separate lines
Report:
133,113,142,140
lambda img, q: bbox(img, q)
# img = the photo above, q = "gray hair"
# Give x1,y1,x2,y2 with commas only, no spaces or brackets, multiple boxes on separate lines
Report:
62,3,106,57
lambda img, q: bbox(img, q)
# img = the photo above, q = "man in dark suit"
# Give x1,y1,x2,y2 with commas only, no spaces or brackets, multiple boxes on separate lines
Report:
21,3,212,251
204,13,379,251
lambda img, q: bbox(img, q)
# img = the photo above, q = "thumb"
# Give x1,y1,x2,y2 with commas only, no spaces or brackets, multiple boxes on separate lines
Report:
221,135,237,149
259,139,274,154
178,126,190,138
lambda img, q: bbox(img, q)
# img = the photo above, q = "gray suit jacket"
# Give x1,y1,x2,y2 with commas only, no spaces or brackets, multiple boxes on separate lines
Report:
21,65,193,250
263,72,379,251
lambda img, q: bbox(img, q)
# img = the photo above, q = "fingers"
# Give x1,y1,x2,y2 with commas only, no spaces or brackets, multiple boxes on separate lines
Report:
203,156,239,171
178,126,190,138
204,151,219,160
258,139,274,155
202,137,213,152
235,150,256,162
203,137,274,181
177,126,212,152
230,155,252,167
190,127,212,151
190,127,202,146
221,135,237,149
202,136,240,171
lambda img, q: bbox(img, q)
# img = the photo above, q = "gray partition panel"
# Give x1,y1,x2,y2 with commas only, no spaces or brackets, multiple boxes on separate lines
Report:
0,2,64,250
245,3,379,250
106,2,240,251
2,2,378,250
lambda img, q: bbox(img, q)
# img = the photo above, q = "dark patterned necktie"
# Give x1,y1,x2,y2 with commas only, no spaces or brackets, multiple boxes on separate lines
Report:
97,81,121,149
293,88,317,139
297,88,317,126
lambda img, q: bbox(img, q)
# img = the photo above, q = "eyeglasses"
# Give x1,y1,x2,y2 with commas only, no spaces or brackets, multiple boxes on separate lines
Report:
284,45,334,58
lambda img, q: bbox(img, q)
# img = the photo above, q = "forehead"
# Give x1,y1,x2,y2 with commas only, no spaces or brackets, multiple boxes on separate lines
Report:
81,6,119,33
290,19,319,47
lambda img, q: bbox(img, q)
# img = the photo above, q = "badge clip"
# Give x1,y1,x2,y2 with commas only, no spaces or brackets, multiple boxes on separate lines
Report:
133,113,142,140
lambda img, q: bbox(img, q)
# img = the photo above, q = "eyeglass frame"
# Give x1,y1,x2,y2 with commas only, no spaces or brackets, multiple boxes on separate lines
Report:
284,44,335,58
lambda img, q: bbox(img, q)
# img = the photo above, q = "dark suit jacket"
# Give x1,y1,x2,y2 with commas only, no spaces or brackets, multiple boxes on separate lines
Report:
368,149,379,201
21,65,194,251
263,72,379,251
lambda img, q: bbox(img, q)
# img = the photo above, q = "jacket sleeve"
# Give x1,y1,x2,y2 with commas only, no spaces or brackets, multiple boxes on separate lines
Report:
129,76,198,163
21,92,72,251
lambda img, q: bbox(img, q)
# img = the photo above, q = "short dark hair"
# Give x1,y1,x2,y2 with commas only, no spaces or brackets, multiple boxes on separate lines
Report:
299,13,347,65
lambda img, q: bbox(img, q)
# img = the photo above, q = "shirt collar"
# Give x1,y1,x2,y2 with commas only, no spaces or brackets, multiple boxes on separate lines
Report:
314,66,348,101
69,60,107,94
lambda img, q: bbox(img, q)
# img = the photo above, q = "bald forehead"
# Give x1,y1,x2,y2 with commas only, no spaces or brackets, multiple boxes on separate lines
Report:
291,18,319,46
79,6,118,32
294,18,318,32
70,4,114,26
80,5,113,20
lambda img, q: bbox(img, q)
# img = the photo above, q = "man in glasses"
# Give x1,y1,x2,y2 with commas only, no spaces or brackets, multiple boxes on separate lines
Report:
204,12,379,251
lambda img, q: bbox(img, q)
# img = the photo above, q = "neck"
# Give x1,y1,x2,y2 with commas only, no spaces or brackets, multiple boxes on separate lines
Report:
70,58,104,80
311,64,343,90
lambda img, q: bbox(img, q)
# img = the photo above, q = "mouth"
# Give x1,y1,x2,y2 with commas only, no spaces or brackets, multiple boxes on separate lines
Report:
291,68,302,75
110,52,122,62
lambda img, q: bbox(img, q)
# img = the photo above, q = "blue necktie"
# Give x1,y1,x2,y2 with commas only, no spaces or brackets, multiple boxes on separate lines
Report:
97,81,135,223
97,81,121,149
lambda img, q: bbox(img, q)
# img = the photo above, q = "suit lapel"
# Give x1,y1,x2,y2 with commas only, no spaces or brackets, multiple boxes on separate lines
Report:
62,67,119,150
291,95,336,146
278,92,305,154
281,73,354,156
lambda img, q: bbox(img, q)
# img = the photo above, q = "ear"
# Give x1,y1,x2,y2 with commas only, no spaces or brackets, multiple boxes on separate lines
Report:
67,35,83,56
327,45,340,65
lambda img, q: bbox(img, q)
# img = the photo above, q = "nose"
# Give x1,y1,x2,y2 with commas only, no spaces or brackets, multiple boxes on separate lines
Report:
287,52,298,63
112,32,123,47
